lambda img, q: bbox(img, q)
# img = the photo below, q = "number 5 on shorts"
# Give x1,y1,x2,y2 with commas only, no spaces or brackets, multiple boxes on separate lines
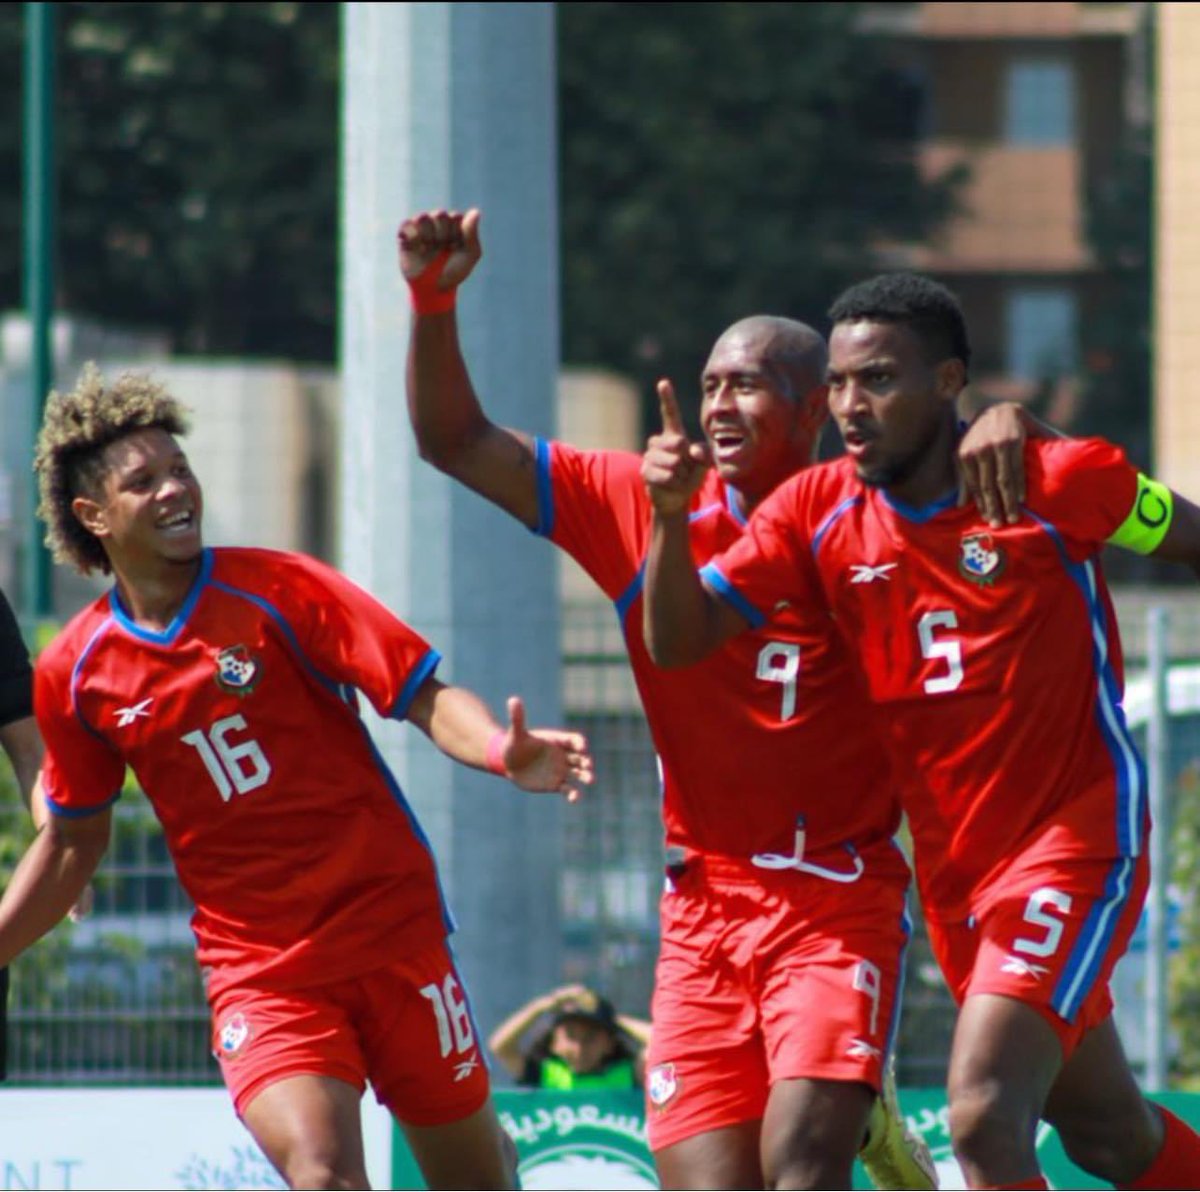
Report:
1014,888,1073,958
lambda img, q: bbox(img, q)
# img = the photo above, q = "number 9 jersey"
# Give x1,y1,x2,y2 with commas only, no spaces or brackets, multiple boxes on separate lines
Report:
34,547,453,1000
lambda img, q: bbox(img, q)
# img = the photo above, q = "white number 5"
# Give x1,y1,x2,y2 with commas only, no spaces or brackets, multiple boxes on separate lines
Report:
918,610,963,695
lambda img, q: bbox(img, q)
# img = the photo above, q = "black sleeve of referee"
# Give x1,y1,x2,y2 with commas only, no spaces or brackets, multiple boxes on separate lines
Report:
0,589,32,729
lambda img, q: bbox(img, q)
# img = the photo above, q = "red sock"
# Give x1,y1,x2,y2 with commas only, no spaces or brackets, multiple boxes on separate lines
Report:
1124,1107,1200,1189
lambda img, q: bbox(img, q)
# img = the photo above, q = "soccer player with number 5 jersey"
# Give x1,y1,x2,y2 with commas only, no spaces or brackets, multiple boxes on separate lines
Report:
0,365,593,1190
402,206,1037,1191
642,271,1200,1189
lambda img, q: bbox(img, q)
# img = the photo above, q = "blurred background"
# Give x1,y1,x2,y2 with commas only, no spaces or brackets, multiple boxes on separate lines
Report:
0,0,1196,1107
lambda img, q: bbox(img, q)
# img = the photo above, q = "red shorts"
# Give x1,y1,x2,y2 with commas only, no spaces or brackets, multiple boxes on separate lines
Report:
210,938,491,1126
645,843,912,1152
925,849,1148,1058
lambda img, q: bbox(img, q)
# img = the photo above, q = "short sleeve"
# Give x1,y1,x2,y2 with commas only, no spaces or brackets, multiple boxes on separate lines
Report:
536,439,648,599
271,554,440,721
701,473,823,625
1025,438,1141,549
35,646,124,816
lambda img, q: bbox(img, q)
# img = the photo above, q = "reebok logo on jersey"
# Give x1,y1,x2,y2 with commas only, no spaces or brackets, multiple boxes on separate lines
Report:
847,1038,882,1060
114,698,153,726
849,563,897,584
453,1055,480,1082
1000,955,1050,980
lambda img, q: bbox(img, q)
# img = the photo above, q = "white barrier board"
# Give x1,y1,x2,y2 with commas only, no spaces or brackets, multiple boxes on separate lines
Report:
0,1087,392,1189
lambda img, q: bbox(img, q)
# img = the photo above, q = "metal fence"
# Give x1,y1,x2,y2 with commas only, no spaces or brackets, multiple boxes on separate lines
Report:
6,586,1200,1089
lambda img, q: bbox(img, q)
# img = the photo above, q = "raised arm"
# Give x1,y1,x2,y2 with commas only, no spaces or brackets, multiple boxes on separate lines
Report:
405,675,593,801
401,208,542,529
642,380,747,666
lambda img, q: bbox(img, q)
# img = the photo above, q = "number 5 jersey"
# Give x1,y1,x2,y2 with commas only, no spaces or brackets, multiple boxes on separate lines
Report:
35,547,453,999
704,438,1152,921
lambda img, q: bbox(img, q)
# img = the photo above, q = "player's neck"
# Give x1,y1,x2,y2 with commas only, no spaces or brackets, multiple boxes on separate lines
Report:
882,416,959,509
112,556,203,632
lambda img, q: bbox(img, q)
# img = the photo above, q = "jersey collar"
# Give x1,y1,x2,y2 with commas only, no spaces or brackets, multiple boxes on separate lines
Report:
109,548,214,645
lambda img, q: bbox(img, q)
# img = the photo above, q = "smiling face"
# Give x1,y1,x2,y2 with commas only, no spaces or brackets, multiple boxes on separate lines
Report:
826,318,964,499
72,427,204,578
699,322,827,512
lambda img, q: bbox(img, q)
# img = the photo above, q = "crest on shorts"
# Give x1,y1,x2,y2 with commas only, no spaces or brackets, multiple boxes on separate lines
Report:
214,645,261,695
647,1063,679,1108
218,1012,251,1057
958,532,1006,587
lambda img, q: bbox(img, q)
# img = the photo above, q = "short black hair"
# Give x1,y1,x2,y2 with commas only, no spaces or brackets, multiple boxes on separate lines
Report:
828,273,971,376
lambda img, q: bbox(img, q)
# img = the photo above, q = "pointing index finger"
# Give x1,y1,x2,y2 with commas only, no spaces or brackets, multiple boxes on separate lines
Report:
657,379,684,436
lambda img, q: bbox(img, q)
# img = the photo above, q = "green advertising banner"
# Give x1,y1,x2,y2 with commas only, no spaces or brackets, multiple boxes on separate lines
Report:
391,1088,1200,1189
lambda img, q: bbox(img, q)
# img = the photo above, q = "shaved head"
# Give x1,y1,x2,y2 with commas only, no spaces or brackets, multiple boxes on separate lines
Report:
709,316,827,401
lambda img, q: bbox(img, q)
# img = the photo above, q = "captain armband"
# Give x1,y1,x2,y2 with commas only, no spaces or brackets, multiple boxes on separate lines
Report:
1108,473,1174,555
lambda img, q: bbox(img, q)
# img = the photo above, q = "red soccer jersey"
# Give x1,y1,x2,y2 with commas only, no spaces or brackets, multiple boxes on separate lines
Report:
36,547,453,998
706,438,1149,919
536,438,901,861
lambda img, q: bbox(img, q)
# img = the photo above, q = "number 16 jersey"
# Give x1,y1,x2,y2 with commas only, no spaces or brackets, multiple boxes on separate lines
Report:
35,547,453,1000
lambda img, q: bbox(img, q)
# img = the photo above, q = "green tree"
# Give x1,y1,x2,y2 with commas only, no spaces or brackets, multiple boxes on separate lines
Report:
559,2,964,426
0,2,339,360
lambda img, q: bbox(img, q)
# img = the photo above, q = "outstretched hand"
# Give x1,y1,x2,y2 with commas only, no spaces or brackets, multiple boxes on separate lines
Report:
497,696,593,803
397,208,483,292
641,379,711,515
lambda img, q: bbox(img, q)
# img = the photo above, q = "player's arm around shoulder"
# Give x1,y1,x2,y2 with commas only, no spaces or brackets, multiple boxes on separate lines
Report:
401,207,541,530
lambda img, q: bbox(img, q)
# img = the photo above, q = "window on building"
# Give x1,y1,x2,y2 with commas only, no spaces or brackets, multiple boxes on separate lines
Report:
1004,57,1075,145
1005,287,1079,381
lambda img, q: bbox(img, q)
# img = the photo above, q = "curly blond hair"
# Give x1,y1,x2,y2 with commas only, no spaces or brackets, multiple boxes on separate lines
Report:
34,363,191,575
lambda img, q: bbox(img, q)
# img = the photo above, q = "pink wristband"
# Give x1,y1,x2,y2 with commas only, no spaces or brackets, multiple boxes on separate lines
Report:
407,250,457,315
485,730,507,776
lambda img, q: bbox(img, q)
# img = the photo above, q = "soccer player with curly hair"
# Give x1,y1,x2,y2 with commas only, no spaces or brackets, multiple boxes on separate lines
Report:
3,363,594,1190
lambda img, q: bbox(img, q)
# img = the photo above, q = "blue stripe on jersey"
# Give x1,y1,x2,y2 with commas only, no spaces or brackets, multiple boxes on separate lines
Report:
811,495,862,557
615,561,646,624
109,549,214,644
1026,511,1146,857
533,437,555,537
355,719,457,938
724,486,748,526
389,649,442,721
1052,856,1135,1022
689,503,722,525
70,618,119,746
45,788,121,818
881,488,958,524
700,563,767,628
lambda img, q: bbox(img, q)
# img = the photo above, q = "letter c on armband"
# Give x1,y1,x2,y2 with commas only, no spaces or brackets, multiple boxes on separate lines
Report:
1109,473,1174,555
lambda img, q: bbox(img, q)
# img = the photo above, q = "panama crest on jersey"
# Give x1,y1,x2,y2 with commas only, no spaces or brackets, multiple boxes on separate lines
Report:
214,645,261,696
958,532,1006,587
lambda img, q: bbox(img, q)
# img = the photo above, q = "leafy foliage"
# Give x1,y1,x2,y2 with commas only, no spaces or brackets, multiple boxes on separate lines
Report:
559,2,964,427
0,2,340,359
